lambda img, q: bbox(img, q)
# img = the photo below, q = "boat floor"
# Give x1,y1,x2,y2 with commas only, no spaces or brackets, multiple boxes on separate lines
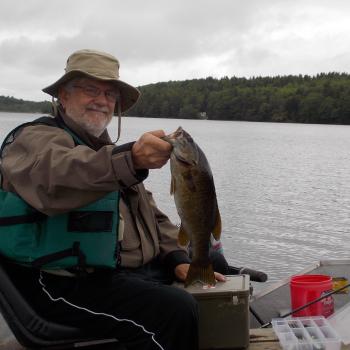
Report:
249,259,350,328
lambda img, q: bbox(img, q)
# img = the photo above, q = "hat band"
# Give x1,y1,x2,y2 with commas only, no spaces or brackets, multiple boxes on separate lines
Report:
66,67,119,80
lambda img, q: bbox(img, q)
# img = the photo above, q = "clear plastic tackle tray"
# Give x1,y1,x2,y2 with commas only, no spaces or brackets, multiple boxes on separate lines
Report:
272,316,341,350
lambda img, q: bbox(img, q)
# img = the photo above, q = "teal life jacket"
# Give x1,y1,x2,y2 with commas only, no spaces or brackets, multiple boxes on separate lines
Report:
0,116,120,270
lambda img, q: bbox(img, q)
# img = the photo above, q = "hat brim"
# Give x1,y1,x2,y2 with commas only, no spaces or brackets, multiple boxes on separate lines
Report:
42,70,140,114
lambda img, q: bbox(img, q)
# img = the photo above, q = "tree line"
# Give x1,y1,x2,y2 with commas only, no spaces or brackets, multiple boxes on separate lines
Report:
127,72,350,124
0,96,51,114
2,73,350,124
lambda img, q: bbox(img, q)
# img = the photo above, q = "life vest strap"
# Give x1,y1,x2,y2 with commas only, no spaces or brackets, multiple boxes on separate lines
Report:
31,242,86,270
0,212,46,226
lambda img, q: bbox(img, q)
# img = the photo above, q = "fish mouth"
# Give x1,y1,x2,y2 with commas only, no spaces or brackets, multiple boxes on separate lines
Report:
164,126,199,166
162,126,184,145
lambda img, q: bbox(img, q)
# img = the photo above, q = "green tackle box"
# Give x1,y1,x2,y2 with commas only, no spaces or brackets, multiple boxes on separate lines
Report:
174,275,250,349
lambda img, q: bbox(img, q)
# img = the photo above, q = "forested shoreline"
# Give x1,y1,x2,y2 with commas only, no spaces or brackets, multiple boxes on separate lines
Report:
0,96,51,114
2,73,350,124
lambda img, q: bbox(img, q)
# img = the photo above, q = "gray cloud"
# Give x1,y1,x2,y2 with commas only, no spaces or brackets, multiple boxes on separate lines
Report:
1,0,350,101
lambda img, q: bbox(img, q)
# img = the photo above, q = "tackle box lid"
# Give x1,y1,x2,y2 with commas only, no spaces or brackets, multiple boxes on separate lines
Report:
174,274,250,298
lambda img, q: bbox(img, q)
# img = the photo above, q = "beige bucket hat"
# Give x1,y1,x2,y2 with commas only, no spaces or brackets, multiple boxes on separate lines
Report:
42,49,141,114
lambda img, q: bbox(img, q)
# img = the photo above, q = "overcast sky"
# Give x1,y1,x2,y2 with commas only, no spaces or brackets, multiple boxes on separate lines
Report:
1,0,350,101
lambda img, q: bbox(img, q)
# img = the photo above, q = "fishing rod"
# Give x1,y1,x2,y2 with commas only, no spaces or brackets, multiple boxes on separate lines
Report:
260,281,350,328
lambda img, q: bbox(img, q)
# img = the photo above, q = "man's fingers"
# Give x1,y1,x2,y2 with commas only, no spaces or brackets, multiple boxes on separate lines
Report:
144,133,172,153
148,129,166,138
214,272,227,282
131,130,172,169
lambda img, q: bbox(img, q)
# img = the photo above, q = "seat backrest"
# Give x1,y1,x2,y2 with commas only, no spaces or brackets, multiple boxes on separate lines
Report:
0,259,90,348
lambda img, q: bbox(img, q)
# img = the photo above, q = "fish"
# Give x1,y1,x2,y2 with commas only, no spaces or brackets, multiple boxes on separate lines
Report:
163,127,222,287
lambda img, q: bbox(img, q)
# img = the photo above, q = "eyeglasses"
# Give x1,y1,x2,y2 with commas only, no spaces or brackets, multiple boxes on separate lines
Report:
72,85,119,102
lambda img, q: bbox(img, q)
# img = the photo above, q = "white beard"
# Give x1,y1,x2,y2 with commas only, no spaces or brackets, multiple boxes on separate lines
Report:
65,105,112,137
74,117,109,137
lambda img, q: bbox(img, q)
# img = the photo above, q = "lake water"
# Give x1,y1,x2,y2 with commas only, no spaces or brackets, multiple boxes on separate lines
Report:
1,112,350,288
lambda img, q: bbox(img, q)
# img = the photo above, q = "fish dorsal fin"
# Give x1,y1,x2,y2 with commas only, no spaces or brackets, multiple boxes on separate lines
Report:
212,206,222,240
170,175,175,195
178,224,190,246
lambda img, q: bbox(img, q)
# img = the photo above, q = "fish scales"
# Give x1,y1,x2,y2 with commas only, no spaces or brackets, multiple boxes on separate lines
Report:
163,127,221,287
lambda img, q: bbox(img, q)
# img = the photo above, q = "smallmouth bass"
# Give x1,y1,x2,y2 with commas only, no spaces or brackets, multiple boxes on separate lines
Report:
163,127,222,287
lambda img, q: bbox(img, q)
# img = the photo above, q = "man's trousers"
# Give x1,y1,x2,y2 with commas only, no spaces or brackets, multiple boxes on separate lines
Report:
5,259,199,350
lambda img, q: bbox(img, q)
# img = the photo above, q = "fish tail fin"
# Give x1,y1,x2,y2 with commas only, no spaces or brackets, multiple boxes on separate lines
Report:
184,262,216,287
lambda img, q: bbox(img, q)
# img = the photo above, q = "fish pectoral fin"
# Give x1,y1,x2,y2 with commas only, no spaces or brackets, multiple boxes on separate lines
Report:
212,206,222,240
182,171,196,192
170,175,175,195
178,224,190,246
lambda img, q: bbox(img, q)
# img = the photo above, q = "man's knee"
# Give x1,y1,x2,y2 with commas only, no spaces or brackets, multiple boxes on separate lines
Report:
160,286,199,323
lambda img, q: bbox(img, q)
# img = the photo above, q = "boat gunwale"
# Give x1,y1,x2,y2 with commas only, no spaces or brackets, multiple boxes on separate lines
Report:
251,259,350,301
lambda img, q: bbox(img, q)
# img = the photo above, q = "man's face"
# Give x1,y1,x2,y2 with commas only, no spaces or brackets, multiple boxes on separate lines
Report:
58,78,118,137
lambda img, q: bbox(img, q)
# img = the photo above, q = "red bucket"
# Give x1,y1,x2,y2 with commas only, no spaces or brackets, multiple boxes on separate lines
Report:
290,274,334,317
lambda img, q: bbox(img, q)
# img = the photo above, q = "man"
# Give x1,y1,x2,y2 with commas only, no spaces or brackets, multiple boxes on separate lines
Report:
0,49,225,350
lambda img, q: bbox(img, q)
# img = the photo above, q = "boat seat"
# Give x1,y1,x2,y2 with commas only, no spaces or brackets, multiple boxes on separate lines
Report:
0,257,123,349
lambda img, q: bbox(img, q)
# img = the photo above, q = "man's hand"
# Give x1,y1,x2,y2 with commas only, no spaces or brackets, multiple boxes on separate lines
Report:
174,263,227,283
132,130,172,169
